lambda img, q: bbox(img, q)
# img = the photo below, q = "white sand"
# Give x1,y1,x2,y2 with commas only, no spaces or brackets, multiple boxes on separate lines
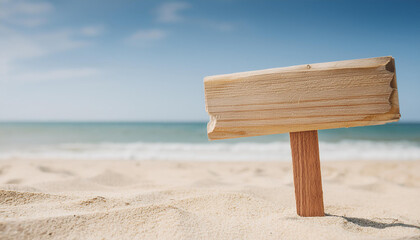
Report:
0,159,419,240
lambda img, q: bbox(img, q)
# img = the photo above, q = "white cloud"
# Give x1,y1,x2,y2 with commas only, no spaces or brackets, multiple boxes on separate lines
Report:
156,2,190,23
80,25,105,37
0,26,95,83
10,1,52,15
0,27,87,75
35,31,87,52
207,22,234,32
5,68,99,83
15,18,48,27
0,0,53,27
0,1,102,83
0,27,44,62
0,29,99,82
155,2,233,32
126,29,167,45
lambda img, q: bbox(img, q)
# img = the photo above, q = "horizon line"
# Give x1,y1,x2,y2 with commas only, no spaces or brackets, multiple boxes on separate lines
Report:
0,120,418,124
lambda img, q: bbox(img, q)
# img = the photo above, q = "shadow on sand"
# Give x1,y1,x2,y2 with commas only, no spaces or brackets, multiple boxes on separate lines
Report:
326,213,420,230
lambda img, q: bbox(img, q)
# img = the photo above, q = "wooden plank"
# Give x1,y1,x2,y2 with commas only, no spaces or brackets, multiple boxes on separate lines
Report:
290,130,324,217
204,56,400,140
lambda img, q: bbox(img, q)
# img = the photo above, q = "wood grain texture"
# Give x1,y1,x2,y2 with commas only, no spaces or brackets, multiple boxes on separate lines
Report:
204,56,400,140
290,130,324,217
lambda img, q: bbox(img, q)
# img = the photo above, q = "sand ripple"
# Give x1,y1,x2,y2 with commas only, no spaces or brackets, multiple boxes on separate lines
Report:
0,160,419,240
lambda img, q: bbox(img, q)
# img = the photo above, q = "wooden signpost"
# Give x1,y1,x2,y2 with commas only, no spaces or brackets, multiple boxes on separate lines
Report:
203,56,400,217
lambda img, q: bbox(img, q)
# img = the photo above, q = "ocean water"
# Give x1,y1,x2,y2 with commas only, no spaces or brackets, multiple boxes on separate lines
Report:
0,122,419,161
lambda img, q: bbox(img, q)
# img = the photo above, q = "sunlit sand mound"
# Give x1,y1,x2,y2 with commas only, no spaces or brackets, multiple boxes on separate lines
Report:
0,160,419,239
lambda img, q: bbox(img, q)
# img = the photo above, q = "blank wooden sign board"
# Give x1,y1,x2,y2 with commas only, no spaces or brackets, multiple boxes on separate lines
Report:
203,56,400,217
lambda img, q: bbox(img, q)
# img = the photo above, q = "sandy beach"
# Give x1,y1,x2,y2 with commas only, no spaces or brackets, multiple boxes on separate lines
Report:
0,159,419,239
1,0,420,239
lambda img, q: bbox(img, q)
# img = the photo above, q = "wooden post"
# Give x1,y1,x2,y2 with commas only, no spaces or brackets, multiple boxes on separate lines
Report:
290,130,324,217
203,56,401,217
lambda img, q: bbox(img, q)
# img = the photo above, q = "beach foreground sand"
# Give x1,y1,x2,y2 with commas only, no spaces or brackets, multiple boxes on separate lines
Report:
0,159,419,239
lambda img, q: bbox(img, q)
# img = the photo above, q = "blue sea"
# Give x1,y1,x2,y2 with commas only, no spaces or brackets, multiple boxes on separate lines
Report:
0,122,419,161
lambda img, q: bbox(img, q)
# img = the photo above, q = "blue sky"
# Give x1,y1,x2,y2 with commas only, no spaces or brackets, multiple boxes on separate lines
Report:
0,0,419,122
